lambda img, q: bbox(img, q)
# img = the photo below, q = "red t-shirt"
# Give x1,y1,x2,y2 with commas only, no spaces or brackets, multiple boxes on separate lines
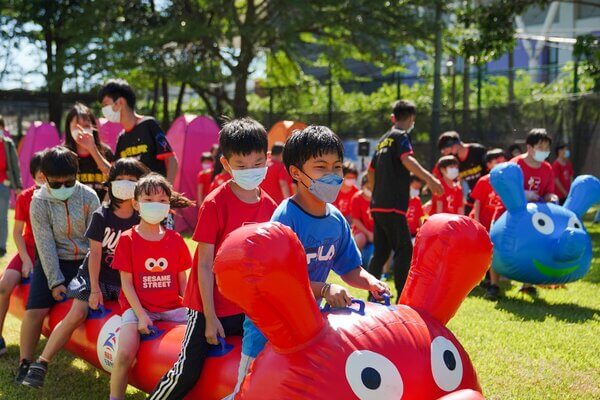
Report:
470,175,505,231
350,191,374,234
113,228,192,313
260,158,292,204
197,167,214,199
334,185,359,218
406,196,425,235
15,186,36,246
184,183,277,316
511,156,555,199
552,160,574,199
432,179,464,214
208,171,232,193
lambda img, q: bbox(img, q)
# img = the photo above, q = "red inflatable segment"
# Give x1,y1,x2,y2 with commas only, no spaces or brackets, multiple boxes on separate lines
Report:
400,214,493,325
214,222,325,351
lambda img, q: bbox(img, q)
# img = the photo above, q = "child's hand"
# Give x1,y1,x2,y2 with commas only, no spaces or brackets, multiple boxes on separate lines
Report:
21,258,33,279
205,315,225,345
137,312,153,335
366,231,374,243
51,284,67,301
324,284,353,308
369,279,391,300
88,291,104,310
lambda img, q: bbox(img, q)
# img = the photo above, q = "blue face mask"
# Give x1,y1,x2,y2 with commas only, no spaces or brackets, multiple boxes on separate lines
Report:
48,185,76,201
564,150,570,159
300,170,343,203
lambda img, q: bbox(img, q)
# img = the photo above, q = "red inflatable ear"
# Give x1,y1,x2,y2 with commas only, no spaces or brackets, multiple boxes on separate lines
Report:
400,214,492,326
213,222,325,351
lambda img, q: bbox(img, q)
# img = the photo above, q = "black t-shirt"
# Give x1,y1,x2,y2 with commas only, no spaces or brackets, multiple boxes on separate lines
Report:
115,117,174,176
77,144,114,200
370,128,414,213
79,205,140,286
458,143,487,191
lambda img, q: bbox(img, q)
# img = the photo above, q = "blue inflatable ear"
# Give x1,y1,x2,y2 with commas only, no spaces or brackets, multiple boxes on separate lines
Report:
564,175,600,219
490,162,526,212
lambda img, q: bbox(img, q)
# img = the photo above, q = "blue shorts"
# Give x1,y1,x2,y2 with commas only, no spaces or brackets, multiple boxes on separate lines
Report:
241,316,267,358
26,259,82,310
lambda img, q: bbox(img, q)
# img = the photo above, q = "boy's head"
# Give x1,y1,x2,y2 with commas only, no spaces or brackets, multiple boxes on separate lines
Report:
409,175,422,197
438,131,463,156
41,147,79,199
437,155,459,180
485,148,506,171
219,118,268,188
391,100,416,130
98,79,136,122
30,150,46,185
555,143,570,159
508,143,522,158
342,161,358,187
270,141,285,161
284,126,344,201
525,128,552,162
360,173,372,194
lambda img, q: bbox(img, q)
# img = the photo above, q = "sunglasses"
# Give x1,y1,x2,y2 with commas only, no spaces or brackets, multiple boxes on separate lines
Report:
47,179,77,189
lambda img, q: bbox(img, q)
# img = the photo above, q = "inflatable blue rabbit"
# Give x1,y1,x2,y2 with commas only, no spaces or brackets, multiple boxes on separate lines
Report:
490,163,600,284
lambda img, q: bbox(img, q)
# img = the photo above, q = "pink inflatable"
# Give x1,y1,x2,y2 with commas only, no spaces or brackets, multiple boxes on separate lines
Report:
97,117,123,153
17,122,61,189
167,115,219,232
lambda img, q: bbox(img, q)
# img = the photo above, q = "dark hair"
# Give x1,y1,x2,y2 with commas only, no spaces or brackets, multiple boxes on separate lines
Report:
64,103,104,153
508,143,522,155
98,79,136,109
106,158,150,211
392,100,417,121
409,174,423,185
555,143,568,156
526,128,552,147
283,126,344,176
41,146,79,178
0,116,4,129
134,173,195,209
29,150,45,178
342,161,358,177
361,172,369,187
485,148,506,164
271,141,285,157
212,149,224,180
437,131,462,151
201,152,213,162
219,118,268,160
437,155,459,170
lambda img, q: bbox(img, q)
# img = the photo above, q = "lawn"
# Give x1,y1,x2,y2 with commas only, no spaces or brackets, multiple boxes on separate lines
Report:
0,209,598,399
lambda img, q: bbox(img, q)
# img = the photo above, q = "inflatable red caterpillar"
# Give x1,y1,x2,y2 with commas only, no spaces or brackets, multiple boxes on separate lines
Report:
214,214,492,400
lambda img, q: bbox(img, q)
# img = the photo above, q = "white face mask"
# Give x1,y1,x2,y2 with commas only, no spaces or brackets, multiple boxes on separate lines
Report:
410,188,420,198
201,162,213,171
111,180,137,200
344,178,357,187
533,150,550,162
102,103,121,123
444,167,459,180
138,202,170,224
230,166,268,190
34,179,45,187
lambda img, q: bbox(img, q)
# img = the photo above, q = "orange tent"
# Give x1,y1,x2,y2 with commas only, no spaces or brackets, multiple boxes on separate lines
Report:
267,120,306,149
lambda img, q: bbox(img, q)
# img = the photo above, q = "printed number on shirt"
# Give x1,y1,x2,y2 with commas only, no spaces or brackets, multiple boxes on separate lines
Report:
527,176,541,191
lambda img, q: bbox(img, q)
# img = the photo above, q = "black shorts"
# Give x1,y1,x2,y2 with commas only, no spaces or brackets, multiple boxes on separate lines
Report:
26,259,83,310
66,273,120,302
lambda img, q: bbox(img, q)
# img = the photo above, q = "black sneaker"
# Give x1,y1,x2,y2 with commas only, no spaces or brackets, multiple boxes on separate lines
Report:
21,361,47,388
0,336,6,356
0,248,6,257
15,359,31,383
519,285,538,296
484,284,501,301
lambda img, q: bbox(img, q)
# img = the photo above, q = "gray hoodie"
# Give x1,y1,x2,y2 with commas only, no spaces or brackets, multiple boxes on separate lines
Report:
30,182,100,289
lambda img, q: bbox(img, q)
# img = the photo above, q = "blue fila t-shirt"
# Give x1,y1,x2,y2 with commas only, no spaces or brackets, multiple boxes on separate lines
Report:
272,199,362,282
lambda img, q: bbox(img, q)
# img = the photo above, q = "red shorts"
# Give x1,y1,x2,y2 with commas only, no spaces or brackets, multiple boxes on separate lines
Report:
6,243,36,272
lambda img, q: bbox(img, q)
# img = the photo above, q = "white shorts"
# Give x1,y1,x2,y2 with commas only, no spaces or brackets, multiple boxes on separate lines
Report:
121,307,188,326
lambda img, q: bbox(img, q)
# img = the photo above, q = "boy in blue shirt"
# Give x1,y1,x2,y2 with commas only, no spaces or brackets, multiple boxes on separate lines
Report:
227,125,390,398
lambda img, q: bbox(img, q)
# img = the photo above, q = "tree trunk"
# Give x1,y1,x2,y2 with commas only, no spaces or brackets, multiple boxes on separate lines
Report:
508,50,515,104
175,81,186,118
161,75,170,128
232,75,249,118
44,31,64,130
151,76,159,116
462,58,471,136
430,0,444,168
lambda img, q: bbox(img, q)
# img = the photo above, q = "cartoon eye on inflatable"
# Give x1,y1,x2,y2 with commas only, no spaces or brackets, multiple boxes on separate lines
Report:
345,350,403,400
567,216,583,231
531,212,554,235
431,336,463,392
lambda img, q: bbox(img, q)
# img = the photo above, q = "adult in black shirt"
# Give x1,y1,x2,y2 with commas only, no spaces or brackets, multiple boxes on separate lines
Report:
98,79,179,183
64,103,114,200
437,131,486,213
368,100,442,298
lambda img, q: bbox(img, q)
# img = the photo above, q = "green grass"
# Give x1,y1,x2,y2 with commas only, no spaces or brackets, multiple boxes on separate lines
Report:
1,209,599,399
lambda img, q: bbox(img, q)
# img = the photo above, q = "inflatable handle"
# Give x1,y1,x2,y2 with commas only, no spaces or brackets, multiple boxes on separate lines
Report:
21,275,31,285
381,293,391,306
59,292,68,303
207,336,234,357
321,299,366,316
140,326,165,342
87,305,112,320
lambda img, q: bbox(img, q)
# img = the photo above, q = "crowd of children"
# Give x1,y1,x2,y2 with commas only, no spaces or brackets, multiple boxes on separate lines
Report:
0,89,580,398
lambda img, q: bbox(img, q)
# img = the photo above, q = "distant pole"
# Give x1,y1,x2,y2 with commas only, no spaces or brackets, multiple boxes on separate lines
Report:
328,65,333,127
573,57,579,94
477,64,483,137
430,0,444,167
396,72,401,100
268,87,274,127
